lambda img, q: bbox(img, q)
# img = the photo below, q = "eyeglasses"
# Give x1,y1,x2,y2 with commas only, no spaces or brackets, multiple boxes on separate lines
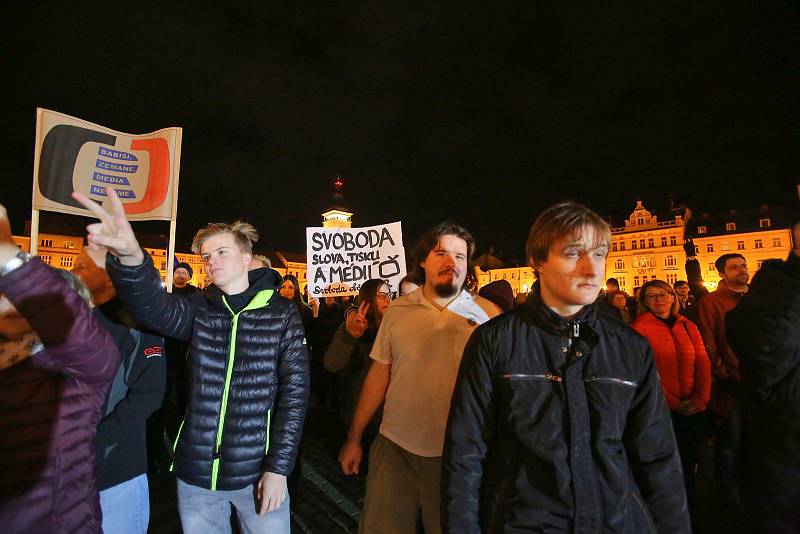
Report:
646,292,672,301
376,291,392,301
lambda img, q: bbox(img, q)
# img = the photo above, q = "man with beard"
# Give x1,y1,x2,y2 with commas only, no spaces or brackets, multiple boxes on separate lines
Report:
697,253,749,506
338,221,497,534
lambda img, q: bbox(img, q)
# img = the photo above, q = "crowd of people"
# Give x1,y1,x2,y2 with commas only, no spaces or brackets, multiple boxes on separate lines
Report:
1,192,799,533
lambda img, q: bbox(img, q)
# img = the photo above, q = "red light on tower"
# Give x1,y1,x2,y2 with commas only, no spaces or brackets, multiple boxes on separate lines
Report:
333,174,344,190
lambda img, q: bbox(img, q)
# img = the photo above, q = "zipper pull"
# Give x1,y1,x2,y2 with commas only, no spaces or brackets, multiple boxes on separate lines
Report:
573,322,580,338
546,373,563,382
213,447,222,459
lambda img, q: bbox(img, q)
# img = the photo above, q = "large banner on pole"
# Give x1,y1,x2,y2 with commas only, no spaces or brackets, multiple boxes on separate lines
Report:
32,108,182,221
306,222,407,298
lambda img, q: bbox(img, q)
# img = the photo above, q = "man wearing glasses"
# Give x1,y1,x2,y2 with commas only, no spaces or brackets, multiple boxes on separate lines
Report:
338,222,498,534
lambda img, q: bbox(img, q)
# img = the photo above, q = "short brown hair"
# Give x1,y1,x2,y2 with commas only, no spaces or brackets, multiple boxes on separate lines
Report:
638,279,680,317
191,221,259,254
526,201,611,273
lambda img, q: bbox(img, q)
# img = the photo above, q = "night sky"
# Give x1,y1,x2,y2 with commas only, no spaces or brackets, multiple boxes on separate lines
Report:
3,2,799,261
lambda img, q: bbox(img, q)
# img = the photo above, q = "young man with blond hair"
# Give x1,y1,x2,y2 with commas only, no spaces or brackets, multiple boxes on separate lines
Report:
442,201,689,533
73,190,308,534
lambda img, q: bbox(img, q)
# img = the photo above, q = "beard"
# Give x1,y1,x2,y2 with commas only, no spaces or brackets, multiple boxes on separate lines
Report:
433,281,460,298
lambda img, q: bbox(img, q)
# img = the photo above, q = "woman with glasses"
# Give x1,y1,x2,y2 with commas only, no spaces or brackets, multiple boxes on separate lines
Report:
323,279,392,474
631,279,711,514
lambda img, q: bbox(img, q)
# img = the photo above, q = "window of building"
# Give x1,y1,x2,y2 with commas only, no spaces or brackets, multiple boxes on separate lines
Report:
722,242,729,251
619,278,627,290
757,260,763,269
648,238,654,248
708,263,716,272
725,222,736,231
665,255,676,267
631,240,637,250
637,218,644,225
639,239,646,249
670,235,677,246
612,242,618,252
40,239,53,247
39,254,51,264
666,273,677,285
737,240,745,250
661,237,667,247
706,243,714,253
634,276,640,287
60,256,73,268
619,242,626,251
759,218,771,228
755,239,763,249
63,240,75,249
697,226,707,234
772,238,781,248
614,259,624,270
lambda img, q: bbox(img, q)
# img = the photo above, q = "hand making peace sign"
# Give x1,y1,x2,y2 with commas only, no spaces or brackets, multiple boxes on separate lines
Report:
71,189,145,266
345,301,370,339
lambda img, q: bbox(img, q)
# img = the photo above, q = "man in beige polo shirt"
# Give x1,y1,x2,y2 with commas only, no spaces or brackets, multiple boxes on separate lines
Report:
338,221,498,534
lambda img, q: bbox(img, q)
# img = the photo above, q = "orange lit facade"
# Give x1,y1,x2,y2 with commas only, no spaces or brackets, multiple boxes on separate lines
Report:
13,201,793,296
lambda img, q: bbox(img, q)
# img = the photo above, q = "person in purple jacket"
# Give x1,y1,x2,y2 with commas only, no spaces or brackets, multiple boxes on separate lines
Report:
0,203,120,533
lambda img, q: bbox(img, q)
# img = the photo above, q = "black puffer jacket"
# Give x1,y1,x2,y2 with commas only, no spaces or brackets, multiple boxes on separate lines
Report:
107,255,309,491
726,253,800,532
442,292,689,533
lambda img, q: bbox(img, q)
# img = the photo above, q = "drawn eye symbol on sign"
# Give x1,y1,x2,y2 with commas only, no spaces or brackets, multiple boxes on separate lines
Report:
38,124,170,214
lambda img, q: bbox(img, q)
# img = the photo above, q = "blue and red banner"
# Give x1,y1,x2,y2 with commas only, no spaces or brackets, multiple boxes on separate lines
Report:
32,108,182,221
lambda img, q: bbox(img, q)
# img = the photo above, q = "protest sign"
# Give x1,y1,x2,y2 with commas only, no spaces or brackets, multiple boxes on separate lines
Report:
306,222,406,298
32,108,182,221
30,108,182,290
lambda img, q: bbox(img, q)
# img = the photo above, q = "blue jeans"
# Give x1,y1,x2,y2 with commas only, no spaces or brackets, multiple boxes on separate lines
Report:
99,473,150,534
177,478,290,534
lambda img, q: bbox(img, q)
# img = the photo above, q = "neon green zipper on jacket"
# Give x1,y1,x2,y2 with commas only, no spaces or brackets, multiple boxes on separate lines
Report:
210,289,273,490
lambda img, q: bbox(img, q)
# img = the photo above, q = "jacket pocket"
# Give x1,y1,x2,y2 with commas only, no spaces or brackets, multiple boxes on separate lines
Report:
499,373,562,382
583,376,637,388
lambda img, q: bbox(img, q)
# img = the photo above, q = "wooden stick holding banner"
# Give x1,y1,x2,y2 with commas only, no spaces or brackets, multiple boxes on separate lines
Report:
166,219,177,292
29,209,40,255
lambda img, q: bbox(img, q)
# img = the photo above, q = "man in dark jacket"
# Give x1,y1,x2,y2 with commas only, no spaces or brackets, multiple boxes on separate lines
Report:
726,226,800,532
73,248,167,534
74,190,309,534
442,201,689,533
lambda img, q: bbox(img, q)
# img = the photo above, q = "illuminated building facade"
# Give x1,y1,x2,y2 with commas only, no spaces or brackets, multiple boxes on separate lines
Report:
12,198,793,297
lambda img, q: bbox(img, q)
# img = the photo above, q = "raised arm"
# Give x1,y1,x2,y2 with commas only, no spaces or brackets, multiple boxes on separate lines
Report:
0,204,119,385
72,188,194,339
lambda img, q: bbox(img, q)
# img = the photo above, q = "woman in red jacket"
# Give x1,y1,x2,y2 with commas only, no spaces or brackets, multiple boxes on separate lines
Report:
632,279,711,513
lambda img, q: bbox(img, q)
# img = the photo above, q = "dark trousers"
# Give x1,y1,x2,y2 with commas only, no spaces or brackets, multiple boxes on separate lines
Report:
713,405,743,505
670,410,708,511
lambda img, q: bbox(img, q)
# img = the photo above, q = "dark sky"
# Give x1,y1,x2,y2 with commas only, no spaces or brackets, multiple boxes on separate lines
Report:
3,2,799,261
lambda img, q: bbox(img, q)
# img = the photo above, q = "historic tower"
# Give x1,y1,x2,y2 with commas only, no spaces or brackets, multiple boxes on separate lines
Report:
321,174,353,228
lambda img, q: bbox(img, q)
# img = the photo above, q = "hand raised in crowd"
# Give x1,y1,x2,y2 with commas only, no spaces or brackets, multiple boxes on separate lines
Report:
72,188,145,266
308,295,319,318
0,203,12,244
0,203,21,264
345,302,370,339
257,471,287,515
